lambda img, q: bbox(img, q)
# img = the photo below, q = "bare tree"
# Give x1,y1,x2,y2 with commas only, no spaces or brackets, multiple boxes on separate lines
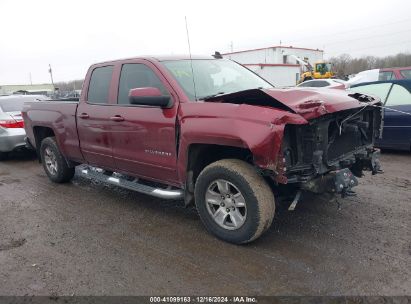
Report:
329,52,411,77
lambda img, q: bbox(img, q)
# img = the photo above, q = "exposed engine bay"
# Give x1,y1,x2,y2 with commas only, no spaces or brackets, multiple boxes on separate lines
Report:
282,106,382,178
280,106,383,198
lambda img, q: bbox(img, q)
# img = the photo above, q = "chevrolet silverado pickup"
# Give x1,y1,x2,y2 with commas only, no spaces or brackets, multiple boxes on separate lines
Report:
23,55,383,244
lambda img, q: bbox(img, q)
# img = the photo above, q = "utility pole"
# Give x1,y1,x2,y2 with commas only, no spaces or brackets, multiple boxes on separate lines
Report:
29,72,33,85
48,64,55,89
230,41,233,52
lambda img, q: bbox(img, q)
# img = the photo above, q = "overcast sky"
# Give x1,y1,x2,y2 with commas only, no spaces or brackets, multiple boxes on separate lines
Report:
1,0,411,84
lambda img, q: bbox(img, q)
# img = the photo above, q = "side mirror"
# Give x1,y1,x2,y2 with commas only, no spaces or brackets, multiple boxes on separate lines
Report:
128,87,171,108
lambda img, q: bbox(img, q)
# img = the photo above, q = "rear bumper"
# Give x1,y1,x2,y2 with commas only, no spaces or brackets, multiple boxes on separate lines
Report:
0,128,26,152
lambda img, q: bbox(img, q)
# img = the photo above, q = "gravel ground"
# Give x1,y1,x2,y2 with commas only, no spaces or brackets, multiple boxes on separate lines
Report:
0,151,410,296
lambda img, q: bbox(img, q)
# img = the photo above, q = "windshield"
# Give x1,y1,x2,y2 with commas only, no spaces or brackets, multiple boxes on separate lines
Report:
162,59,273,100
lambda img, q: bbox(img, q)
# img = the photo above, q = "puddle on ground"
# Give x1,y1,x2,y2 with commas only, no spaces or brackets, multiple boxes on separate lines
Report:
0,238,26,251
0,178,21,185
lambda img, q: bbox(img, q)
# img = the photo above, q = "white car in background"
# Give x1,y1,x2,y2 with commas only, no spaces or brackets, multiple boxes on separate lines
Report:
297,79,347,89
0,95,47,160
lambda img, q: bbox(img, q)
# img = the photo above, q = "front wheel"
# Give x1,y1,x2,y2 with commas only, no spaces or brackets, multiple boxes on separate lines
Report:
40,137,75,183
194,159,275,244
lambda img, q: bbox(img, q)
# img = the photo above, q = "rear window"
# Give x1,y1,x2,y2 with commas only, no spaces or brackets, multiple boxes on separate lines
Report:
400,69,411,79
87,66,113,104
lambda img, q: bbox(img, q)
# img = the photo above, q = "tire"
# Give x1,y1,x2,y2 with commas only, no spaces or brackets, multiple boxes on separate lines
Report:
194,159,275,244
40,137,75,183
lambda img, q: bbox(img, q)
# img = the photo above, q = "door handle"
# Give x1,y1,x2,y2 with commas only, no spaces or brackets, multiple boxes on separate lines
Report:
110,115,125,122
78,113,89,119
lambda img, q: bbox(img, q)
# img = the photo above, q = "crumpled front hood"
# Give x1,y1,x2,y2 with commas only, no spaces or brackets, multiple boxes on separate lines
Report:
262,87,379,119
205,87,379,120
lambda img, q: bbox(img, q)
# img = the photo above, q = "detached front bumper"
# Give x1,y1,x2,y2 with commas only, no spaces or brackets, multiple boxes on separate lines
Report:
301,168,358,196
300,148,382,197
0,128,26,152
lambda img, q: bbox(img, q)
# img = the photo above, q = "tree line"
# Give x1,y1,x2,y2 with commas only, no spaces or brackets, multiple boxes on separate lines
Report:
329,52,411,78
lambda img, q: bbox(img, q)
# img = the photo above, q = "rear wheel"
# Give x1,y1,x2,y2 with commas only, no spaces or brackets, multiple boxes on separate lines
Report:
194,159,275,244
40,137,75,183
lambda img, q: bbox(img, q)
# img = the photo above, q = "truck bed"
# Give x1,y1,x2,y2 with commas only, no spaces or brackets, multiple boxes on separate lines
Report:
22,101,83,162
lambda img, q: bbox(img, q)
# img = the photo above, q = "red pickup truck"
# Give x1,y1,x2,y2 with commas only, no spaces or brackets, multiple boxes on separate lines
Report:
23,55,382,244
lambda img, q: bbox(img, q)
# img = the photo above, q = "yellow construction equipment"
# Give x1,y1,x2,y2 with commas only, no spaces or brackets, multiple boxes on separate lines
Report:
299,61,334,83
283,53,334,84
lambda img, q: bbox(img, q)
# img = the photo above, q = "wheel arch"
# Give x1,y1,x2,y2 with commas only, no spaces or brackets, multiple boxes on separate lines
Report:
33,126,56,161
183,143,254,206
33,126,76,167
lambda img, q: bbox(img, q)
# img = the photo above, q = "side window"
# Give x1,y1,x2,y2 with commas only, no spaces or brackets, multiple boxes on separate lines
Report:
400,69,411,79
87,66,113,104
118,64,169,105
350,83,392,102
315,81,329,87
298,81,314,87
378,71,394,81
385,84,411,106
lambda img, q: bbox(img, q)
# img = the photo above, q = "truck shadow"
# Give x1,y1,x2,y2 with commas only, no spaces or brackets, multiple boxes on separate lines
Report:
1,149,37,162
252,192,346,245
380,149,411,155
73,171,340,245
72,173,199,219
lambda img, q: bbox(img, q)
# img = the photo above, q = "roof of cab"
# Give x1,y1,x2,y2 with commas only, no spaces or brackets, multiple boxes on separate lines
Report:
93,55,217,65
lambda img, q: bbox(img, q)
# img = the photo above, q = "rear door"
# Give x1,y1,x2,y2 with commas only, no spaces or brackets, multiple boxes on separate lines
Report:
382,84,411,150
108,60,179,184
77,65,116,169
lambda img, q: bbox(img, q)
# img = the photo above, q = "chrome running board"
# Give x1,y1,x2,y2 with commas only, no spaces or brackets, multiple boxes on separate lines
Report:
78,166,184,200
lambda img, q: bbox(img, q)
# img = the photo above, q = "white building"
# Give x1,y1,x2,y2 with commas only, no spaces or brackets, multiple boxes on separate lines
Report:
222,45,324,86
0,84,55,95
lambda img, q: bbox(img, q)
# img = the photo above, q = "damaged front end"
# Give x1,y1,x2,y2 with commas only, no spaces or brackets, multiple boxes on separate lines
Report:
278,105,383,197
202,87,383,199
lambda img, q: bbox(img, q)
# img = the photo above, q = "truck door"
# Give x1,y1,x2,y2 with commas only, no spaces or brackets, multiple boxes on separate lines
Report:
77,65,116,169
108,61,179,184
382,83,411,150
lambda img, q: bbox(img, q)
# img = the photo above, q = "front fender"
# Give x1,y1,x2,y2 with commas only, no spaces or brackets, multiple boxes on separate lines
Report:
177,102,307,181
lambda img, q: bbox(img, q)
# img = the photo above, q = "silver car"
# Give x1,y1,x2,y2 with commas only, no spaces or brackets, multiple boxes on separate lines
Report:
0,95,47,159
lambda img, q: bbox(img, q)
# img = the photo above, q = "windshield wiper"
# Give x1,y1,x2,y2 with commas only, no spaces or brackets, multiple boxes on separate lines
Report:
200,92,225,101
